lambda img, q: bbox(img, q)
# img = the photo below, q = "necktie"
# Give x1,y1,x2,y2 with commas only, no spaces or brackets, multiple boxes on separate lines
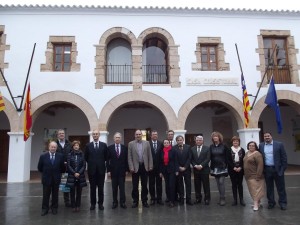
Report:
179,145,183,151
51,153,55,165
197,146,200,157
116,145,120,158
154,142,157,153
95,142,98,150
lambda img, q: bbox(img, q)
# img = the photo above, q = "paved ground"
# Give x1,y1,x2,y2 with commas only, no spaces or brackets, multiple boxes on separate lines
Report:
0,174,299,225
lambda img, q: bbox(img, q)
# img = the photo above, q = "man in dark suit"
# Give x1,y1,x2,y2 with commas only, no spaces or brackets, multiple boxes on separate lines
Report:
128,129,153,208
175,135,193,206
191,135,211,205
38,141,65,216
85,130,108,210
259,132,288,210
56,129,72,207
148,130,164,205
107,132,128,209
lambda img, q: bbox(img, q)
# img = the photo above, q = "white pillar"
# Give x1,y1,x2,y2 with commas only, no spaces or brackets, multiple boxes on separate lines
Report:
174,130,187,144
7,132,33,183
88,130,109,143
237,128,261,151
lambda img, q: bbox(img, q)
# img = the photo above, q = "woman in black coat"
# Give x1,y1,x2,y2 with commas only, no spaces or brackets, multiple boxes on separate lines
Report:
66,140,87,212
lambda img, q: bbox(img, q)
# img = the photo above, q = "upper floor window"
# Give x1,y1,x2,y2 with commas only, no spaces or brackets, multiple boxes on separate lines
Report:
53,44,71,71
192,37,229,71
142,37,169,84
106,38,132,84
41,36,80,72
0,25,10,87
200,45,217,71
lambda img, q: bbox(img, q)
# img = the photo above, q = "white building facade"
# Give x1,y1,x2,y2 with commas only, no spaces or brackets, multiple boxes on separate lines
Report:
0,5,300,182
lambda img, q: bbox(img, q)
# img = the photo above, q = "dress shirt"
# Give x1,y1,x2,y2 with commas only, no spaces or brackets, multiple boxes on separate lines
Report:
264,142,274,166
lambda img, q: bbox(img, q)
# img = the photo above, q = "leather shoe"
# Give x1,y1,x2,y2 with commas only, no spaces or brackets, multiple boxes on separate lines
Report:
240,200,246,206
204,200,210,205
98,205,104,210
157,200,164,205
120,203,127,209
41,210,48,216
169,202,175,208
186,201,193,206
194,199,201,204
143,202,150,208
90,205,95,210
150,200,156,205
165,199,170,203
281,206,287,210
51,208,57,215
132,202,138,208
268,204,275,209
112,203,118,209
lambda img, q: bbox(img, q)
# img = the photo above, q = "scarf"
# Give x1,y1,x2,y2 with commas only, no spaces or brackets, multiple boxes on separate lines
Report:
231,146,241,163
163,145,172,165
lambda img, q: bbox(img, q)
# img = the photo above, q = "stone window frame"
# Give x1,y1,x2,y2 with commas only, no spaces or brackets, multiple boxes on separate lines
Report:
41,36,80,72
192,37,230,71
256,30,300,86
0,25,10,86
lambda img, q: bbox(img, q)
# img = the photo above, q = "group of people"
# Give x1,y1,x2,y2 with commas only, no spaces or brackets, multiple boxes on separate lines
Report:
37,129,288,216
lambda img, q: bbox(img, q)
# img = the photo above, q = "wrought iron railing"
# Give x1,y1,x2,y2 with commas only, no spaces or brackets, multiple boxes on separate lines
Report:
105,65,132,84
142,65,169,84
266,65,291,84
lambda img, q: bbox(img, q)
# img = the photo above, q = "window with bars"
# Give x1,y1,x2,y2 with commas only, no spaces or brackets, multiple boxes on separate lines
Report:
53,44,71,71
200,45,217,71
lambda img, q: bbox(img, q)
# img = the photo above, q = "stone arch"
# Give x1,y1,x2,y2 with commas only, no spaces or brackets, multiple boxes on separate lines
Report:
25,91,98,131
178,90,244,129
1,96,19,131
137,27,180,88
99,91,177,130
95,27,137,89
250,90,300,128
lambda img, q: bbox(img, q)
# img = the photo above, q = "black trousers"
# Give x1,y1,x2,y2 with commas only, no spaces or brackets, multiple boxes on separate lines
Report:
162,168,176,203
177,170,192,202
148,168,163,201
229,171,244,201
42,184,59,211
132,164,148,203
89,172,105,206
111,175,126,204
193,170,211,201
70,181,82,208
265,166,287,206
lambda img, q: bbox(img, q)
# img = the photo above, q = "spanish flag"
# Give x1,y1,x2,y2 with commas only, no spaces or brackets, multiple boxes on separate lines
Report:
241,73,250,128
23,83,32,141
0,91,5,111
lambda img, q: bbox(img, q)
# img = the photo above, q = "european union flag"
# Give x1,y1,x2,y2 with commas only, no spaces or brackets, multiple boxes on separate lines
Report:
265,76,282,134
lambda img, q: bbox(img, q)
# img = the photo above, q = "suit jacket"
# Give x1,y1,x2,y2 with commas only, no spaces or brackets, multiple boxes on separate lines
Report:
160,148,179,174
37,152,65,186
107,144,129,177
259,141,287,176
128,140,153,173
85,141,108,176
149,140,163,170
191,145,211,174
174,144,192,171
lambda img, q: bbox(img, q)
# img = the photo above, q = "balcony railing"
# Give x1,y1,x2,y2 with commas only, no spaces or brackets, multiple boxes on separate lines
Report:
266,65,291,84
142,65,169,84
105,65,132,84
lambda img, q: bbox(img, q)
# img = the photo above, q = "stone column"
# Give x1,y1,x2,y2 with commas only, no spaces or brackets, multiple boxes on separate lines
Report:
7,132,33,182
237,128,261,151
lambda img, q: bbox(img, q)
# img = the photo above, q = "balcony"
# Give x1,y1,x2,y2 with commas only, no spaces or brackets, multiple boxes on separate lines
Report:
266,65,291,84
105,65,132,84
142,65,169,84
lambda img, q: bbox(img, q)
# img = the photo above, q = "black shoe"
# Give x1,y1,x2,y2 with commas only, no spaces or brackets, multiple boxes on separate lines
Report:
165,199,170,203
240,200,246,206
157,200,164,205
90,205,95,210
143,202,150,208
204,200,210,205
120,203,127,209
150,200,156,205
169,202,175,208
51,208,57,215
186,201,193,206
98,205,104,210
132,202,138,208
65,202,71,207
280,206,287,210
41,210,48,216
112,203,118,209
268,204,275,209
194,199,201,204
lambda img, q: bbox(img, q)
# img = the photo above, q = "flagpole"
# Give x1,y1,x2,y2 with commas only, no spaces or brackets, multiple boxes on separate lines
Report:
19,43,36,111
250,44,278,110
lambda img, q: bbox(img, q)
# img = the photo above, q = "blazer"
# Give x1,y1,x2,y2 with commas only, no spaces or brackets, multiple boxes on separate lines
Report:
128,140,153,173
160,148,179,174
259,141,288,176
85,141,108,176
149,140,163,170
190,145,211,174
107,143,129,177
37,152,65,186
174,144,191,171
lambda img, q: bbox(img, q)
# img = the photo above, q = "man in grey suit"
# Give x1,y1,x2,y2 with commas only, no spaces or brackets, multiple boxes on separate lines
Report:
191,135,211,205
259,132,288,210
128,129,153,208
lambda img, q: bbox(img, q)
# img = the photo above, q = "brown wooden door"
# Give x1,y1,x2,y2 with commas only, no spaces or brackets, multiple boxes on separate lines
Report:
124,129,136,147
0,130,9,172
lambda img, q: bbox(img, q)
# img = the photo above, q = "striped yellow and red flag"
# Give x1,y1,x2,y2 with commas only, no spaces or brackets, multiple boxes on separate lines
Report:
241,74,250,128
23,83,32,141
0,91,5,111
